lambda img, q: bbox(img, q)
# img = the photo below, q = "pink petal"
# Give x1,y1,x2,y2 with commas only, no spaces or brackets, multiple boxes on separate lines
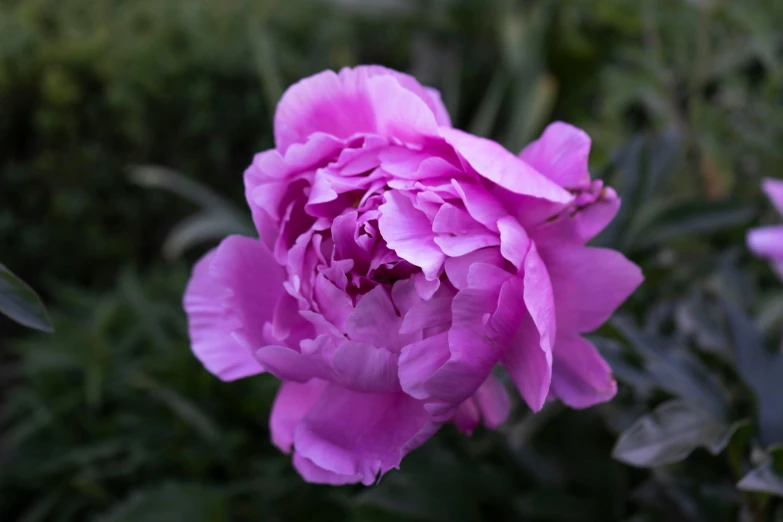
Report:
474,374,510,429
391,279,421,316
294,384,431,483
378,190,445,279
422,265,512,407
497,216,531,270
453,398,480,434
530,196,620,246
256,335,337,382
440,127,573,204
292,452,363,485
345,285,414,351
412,271,440,300
270,380,328,452
332,341,400,393
184,236,286,380
444,248,504,290
541,245,643,334
183,248,264,381
434,233,501,257
424,87,452,127
550,334,617,409
398,332,451,400
268,292,315,348
450,179,507,232
748,226,783,260
519,121,592,188
763,178,783,215
332,211,371,269
313,272,354,330
274,66,442,153
400,297,453,334
492,247,555,412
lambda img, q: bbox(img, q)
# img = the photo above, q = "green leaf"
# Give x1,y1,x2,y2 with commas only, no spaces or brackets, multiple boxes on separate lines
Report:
612,399,746,468
0,263,53,332
95,482,228,522
611,316,730,419
630,199,754,251
737,464,783,498
721,298,783,445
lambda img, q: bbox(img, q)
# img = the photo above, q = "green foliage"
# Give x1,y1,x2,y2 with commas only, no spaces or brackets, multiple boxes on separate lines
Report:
3,0,783,520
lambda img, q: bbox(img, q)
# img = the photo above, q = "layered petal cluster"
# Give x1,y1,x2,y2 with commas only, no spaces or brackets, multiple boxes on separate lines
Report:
748,179,783,278
183,66,643,485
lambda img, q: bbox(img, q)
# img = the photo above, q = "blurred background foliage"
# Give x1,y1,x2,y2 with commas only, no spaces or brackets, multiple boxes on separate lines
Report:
2,0,783,520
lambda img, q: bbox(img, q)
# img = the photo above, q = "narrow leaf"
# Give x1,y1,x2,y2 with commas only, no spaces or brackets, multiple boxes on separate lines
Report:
0,263,53,332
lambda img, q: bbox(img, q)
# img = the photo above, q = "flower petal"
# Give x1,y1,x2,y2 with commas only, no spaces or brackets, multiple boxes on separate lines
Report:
440,127,573,203
541,245,643,334
292,452,364,485
378,190,444,279
345,285,417,351
294,384,431,483
748,226,783,260
422,264,512,408
519,121,591,188
474,374,511,429
332,341,400,393
183,249,264,381
763,178,783,215
274,66,441,153
398,332,451,400
492,247,554,412
550,334,617,409
444,247,504,290
270,380,328,453
208,236,287,351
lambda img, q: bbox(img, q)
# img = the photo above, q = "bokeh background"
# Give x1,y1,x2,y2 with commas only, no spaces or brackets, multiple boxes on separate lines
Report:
2,0,783,520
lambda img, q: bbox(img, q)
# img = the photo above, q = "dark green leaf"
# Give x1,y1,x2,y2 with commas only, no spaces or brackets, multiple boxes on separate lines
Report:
0,263,53,332
611,316,730,419
95,483,228,522
612,399,746,467
721,298,783,445
630,199,754,251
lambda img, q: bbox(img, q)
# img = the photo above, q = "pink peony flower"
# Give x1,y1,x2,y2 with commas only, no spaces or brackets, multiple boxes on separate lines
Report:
183,65,643,485
748,178,783,278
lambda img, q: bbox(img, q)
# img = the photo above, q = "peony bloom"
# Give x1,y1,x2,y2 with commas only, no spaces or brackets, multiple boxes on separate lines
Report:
748,178,783,278
183,66,643,485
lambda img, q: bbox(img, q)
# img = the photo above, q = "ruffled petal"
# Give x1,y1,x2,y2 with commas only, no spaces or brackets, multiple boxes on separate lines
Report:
332,341,400,393
421,264,512,408
440,128,573,204
183,249,263,381
345,285,405,348
378,190,444,279
519,121,591,188
493,246,554,412
274,66,441,153
183,235,286,381
209,236,287,351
